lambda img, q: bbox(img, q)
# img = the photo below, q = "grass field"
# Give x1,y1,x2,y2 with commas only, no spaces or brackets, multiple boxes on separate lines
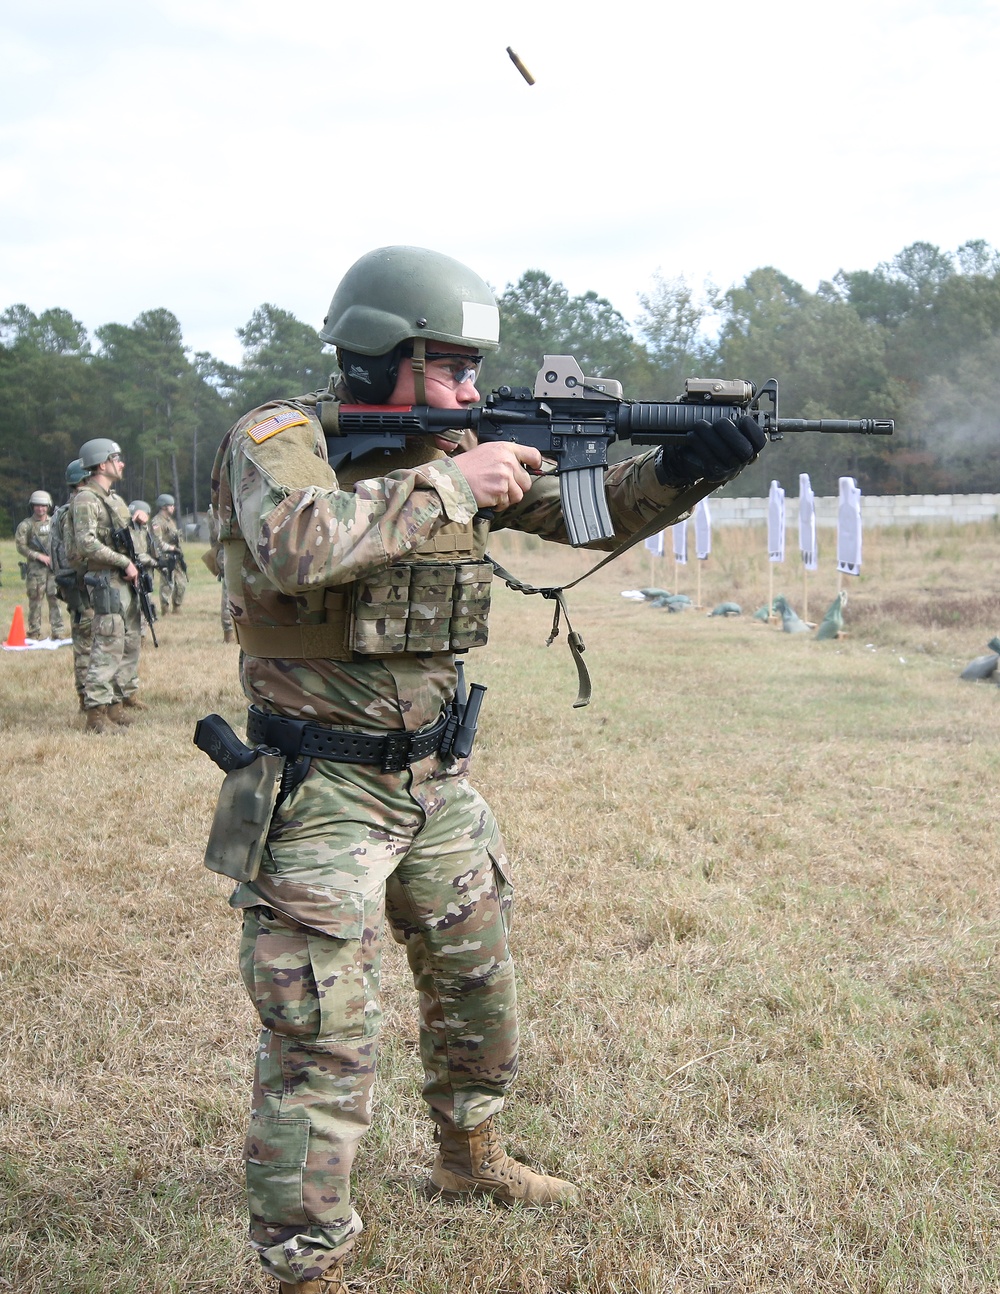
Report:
1,521,998,1294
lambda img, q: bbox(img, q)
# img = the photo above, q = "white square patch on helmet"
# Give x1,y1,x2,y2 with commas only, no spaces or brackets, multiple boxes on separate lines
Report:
462,302,500,344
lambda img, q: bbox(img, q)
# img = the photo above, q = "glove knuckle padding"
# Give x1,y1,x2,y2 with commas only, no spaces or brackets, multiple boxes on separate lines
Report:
736,414,767,454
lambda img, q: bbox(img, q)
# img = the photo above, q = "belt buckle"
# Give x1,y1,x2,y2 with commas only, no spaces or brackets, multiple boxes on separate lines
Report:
381,732,411,773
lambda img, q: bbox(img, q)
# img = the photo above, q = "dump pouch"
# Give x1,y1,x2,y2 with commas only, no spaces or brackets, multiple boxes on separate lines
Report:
203,751,285,883
55,571,89,612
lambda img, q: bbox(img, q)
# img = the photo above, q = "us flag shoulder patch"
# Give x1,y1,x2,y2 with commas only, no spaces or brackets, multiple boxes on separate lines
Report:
246,409,309,443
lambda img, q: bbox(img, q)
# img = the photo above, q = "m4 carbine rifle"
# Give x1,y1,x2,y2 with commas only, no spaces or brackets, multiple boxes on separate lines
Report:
112,525,159,647
322,356,894,546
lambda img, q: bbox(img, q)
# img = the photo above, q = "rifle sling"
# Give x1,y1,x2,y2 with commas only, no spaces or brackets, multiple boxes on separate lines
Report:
487,482,710,708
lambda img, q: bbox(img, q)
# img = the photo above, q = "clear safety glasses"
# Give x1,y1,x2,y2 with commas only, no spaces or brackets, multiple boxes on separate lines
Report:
423,351,485,389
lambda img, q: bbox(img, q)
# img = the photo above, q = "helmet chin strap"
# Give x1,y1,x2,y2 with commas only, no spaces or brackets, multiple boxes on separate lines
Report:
410,337,427,405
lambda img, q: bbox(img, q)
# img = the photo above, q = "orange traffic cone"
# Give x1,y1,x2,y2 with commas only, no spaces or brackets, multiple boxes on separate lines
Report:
4,605,27,647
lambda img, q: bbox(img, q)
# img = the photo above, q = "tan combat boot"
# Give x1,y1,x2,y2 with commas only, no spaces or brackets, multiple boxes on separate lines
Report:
106,702,137,726
84,706,110,734
430,1116,579,1206
122,696,148,710
276,1259,348,1294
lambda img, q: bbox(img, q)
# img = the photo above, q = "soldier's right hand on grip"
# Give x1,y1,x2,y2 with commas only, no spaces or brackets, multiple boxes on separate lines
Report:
655,415,766,488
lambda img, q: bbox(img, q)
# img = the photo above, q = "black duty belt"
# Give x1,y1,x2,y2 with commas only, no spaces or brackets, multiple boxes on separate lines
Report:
246,703,455,774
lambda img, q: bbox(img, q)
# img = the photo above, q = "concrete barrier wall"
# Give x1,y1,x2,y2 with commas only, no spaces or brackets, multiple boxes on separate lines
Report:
709,494,1000,528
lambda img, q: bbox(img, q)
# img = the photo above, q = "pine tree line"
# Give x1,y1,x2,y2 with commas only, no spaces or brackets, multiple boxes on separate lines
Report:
3,239,999,532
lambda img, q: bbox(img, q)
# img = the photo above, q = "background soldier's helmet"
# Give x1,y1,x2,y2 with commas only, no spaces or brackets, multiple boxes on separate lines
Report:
29,490,53,508
129,500,151,518
65,459,87,486
155,493,174,509
319,246,501,402
78,438,122,470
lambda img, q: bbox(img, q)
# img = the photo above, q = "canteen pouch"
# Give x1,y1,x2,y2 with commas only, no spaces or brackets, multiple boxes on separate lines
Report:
203,750,285,883
83,572,122,615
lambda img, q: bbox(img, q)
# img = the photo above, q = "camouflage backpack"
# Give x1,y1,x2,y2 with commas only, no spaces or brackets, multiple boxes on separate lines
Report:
49,501,88,611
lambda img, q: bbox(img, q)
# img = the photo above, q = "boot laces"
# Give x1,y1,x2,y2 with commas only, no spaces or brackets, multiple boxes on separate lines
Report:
478,1123,528,1185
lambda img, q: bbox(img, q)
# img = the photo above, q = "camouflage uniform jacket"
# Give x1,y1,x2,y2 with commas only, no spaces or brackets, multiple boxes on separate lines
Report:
150,509,181,554
71,483,133,576
212,390,710,743
131,518,157,567
15,515,53,565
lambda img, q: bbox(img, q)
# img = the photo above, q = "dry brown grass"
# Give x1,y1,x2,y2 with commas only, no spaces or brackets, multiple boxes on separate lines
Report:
1,524,999,1293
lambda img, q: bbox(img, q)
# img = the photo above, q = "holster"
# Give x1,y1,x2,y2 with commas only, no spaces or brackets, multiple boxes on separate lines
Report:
203,750,285,882
84,571,122,615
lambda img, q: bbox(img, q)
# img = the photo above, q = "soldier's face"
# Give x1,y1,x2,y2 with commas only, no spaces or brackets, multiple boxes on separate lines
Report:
103,453,125,482
388,345,482,411
32,505,47,519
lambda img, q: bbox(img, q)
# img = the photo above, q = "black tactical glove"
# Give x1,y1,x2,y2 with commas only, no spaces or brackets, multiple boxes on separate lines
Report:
655,415,767,489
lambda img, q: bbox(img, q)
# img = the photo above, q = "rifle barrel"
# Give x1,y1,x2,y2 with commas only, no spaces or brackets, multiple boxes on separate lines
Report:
775,418,894,435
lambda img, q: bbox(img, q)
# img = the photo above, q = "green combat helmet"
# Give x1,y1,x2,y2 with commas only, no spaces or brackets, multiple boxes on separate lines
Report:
79,438,122,470
29,490,53,508
129,500,151,517
155,493,174,509
319,246,500,404
65,459,87,486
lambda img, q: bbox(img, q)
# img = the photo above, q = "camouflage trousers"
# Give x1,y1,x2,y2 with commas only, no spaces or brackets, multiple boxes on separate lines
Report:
71,607,95,700
25,566,65,639
82,581,141,707
158,565,187,613
232,757,516,1285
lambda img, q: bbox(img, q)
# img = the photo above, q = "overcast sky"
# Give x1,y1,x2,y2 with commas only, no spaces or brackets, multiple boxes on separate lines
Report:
2,0,998,364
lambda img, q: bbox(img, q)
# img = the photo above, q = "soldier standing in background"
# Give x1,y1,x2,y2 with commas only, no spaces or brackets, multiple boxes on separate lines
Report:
50,460,93,710
72,439,144,734
150,493,187,616
122,500,156,706
15,490,66,641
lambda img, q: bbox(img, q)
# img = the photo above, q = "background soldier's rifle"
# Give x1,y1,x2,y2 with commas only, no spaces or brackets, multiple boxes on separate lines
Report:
21,530,49,578
28,532,49,560
112,525,159,647
160,548,188,578
321,356,894,546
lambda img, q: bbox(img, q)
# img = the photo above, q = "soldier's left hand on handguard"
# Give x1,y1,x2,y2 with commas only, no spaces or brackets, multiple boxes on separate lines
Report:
655,414,766,488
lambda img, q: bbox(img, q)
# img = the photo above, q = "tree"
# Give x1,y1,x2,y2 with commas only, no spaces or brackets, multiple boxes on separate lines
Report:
0,306,97,526
635,273,713,398
483,271,643,393
94,310,232,514
230,304,330,412
711,269,898,494
96,310,195,508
